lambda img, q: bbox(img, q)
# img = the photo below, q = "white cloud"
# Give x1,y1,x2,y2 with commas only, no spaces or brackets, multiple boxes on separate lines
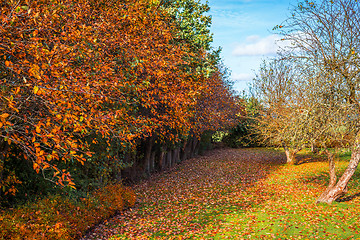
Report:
232,34,289,57
231,73,254,82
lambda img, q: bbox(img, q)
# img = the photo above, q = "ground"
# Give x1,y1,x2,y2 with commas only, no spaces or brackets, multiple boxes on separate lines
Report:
81,148,360,239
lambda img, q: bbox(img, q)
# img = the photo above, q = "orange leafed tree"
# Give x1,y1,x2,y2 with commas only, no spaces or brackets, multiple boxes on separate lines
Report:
0,0,241,192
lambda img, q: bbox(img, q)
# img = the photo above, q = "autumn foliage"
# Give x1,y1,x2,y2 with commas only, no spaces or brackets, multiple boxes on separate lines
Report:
0,183,135,239
0,0,240,237
0,0,240,193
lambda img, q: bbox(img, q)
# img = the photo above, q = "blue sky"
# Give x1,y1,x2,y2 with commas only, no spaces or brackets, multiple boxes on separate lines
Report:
205,0,297,93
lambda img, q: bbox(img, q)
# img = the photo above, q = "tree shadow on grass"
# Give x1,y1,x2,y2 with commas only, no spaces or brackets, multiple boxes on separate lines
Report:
336,192,360,202
296,154,327,165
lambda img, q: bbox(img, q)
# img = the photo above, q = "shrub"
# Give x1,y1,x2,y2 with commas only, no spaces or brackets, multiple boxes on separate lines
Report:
0,183,136,239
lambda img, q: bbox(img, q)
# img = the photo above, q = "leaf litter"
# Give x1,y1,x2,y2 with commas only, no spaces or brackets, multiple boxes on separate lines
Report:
81,148,360,239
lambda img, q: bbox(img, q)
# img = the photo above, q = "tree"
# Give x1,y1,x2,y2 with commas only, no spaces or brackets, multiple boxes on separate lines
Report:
253,58,306,164
276,0,360,203
0,0,241,198
0,0,192,190
223,96,262,148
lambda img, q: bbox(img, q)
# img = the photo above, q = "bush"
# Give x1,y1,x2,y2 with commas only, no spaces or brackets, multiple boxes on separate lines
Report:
0,183,136,239
223,96,262,148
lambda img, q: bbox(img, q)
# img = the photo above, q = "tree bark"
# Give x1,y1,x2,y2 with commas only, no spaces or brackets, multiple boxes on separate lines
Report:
181,138,191,161
0,140,9,198
283,145,300,165
316,150,337,203
143,137,154,176
311,142,319,154
190,137,196,158
159,150,166,171
192,137,200,157
150,151,156,172
316,146,360,204
166,150,172,168
174,147,180,163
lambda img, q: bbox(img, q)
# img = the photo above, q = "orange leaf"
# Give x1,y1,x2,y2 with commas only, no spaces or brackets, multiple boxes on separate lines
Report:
0,113,9,119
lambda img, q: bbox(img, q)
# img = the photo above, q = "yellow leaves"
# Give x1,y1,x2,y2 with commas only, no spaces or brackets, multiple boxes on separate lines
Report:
13,87,20,95
36,125,41,133
33,86,39,95
5,61,11,67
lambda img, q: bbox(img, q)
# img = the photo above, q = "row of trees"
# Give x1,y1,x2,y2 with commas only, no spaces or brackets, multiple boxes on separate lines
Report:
0,0,241,205
252,0,360,204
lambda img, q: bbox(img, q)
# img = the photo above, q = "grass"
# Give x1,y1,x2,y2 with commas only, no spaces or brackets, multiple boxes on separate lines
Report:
213,161,360,239
100,148,360,240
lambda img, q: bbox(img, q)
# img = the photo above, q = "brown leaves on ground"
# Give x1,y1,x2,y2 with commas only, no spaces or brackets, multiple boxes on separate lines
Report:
81,148,286,239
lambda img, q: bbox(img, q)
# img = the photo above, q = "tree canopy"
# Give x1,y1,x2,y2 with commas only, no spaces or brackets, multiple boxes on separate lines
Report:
0,0,241,198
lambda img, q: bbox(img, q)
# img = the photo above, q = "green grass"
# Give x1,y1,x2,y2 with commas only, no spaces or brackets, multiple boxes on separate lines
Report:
210,160,360,239
109,148,360,239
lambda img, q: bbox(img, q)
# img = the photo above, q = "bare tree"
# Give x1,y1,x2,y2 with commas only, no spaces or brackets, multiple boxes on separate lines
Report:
277,0,360,203
253,58,306,164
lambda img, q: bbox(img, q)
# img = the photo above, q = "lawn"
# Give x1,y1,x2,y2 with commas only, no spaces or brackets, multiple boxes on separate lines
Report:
83,148,360,239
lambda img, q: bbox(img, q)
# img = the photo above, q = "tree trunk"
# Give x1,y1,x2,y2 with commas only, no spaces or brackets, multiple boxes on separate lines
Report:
190,137,196,158
159,150,166,171
189,137,196,158
143,137,154,176
316,150,337,203
174,147,180,163
166,150,172,168
0,140,9,198
168,149,173,167
181,138,191,161
194,137,201,156
311,142,319,154
283,145,300,164
192,137,200,157
316,147,360,204
150,151,156,172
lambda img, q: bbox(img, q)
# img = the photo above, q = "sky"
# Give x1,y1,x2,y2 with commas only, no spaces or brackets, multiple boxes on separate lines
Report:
205,0,297,93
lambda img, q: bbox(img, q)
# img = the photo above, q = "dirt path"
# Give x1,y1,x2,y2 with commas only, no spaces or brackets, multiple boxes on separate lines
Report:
81,148,286,240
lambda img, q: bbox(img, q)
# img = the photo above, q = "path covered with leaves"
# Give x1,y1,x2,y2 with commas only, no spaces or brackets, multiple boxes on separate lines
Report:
82,148,360,239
